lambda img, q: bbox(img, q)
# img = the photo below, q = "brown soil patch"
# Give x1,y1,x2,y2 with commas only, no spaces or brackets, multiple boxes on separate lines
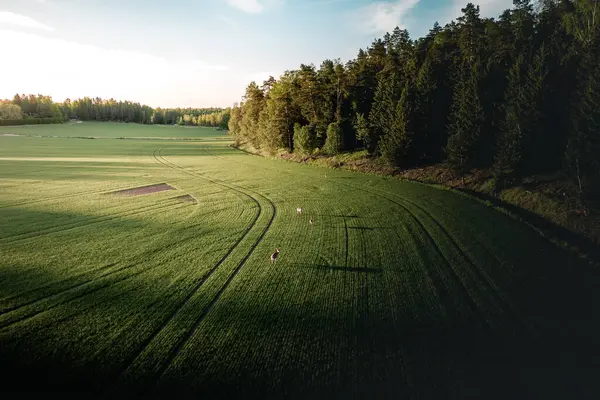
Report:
173,194,197,203
110,183,175,196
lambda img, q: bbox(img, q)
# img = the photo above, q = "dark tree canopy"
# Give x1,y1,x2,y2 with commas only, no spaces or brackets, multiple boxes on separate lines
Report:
229,0,600,200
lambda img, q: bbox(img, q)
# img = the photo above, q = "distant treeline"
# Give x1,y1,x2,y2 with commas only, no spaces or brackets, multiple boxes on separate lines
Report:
1,95,66,123
152,107,230,128
1,95,231,129
229,0,600,200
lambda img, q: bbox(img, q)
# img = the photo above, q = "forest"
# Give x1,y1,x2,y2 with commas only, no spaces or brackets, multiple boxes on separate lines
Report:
0,95,230,129
228,0,599,202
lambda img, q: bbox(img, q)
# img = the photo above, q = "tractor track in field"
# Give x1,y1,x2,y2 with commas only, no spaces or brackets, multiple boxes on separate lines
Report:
0,201,185,244
111,148,276,386
339,181,528,332
153,149,278,375
358,184,489,328
0,228,214,316
396,192,532,333
0,203,228,309
0,265,153,331
221,146,525,330
0,187,110,209
343,216,349,268
0,284,144,344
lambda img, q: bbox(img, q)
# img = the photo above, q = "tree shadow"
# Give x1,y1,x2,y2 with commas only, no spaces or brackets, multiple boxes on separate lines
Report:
457,187,600,263
296,263,382,274
313,214,359,219
347,226,393,231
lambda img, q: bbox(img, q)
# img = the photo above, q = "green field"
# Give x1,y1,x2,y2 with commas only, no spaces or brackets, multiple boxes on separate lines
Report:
1,122,599,397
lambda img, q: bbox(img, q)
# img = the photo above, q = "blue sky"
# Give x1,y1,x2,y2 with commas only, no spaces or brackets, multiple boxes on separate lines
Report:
0,0,513,108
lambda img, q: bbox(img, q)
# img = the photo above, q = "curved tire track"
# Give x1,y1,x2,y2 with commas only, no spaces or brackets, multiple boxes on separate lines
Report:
112,148,276,386
152,148,277,382
339,181,527,332
224,145,526,331
0,229,211,316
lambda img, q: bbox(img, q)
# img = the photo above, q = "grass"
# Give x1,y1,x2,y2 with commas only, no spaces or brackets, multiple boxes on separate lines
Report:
1,123,600,398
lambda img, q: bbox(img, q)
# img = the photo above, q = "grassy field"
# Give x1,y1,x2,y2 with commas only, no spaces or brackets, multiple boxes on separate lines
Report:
1,122,599,398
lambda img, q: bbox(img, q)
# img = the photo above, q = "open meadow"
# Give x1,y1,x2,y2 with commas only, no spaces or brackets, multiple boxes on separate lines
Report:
1,122,599,398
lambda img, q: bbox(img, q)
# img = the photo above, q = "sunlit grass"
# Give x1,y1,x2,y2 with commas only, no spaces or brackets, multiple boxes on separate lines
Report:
0,122,597,397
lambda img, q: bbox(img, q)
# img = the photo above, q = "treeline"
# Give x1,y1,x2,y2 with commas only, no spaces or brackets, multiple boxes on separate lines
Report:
229,0,600,199
152,107,230,129
60,97,154,124
4,95,66,123
3,95,230,129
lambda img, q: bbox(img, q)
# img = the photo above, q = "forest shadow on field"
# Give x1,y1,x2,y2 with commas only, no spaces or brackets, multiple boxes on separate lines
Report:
1,215,600,398
0,204,202,302
457,187,600,263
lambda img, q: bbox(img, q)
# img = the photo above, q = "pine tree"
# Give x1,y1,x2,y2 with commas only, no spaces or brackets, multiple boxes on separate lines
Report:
324,122,343,155
564,0,600,199
293,123,314,154
354,113,371,150
368,70,400,155
380,82,416,167
565,53,600,198
494,46,552,178
494,54,527,177
446,66,483,174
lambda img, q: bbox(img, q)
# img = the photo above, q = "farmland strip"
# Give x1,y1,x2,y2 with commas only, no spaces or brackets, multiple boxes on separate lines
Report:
149,149,277,383
0,227,209,315
110,148,272,385
0,201,181,244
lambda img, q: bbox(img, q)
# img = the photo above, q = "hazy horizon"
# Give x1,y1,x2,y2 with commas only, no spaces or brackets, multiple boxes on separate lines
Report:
0,0,512,108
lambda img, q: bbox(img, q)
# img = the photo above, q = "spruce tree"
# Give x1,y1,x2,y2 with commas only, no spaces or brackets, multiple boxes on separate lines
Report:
293,123,314,154
354,113,371,150
565,51,600,198
380,83,416,167
368,70,400,155
564,0,600,199
494,54,526,177
446,66,483,174
324,122,343,155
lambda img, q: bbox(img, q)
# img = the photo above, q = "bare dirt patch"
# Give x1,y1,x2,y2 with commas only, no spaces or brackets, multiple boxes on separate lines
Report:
173,194,197,203
110,183,175,196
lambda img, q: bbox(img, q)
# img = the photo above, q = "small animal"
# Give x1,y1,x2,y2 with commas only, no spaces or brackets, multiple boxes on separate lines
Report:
296,207,303,216
309,216,313,226
270,248,280,264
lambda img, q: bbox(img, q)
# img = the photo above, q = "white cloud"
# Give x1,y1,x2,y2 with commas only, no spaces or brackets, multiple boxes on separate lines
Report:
226,0,264,13
299,0,354,7
217,15,238,28
0,29,237,107
224,0,283,14
351,0,420,35
0,11,54,31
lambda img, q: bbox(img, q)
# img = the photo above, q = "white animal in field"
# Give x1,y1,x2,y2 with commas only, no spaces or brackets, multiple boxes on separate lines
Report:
309,216,313,226
270,248,280,264
296,207,303,216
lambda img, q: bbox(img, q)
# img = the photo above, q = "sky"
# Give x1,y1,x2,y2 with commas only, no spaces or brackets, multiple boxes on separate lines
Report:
0,0,513,108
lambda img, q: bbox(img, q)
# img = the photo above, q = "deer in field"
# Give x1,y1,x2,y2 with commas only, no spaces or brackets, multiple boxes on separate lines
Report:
270,248,280,264
296,207,303,216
